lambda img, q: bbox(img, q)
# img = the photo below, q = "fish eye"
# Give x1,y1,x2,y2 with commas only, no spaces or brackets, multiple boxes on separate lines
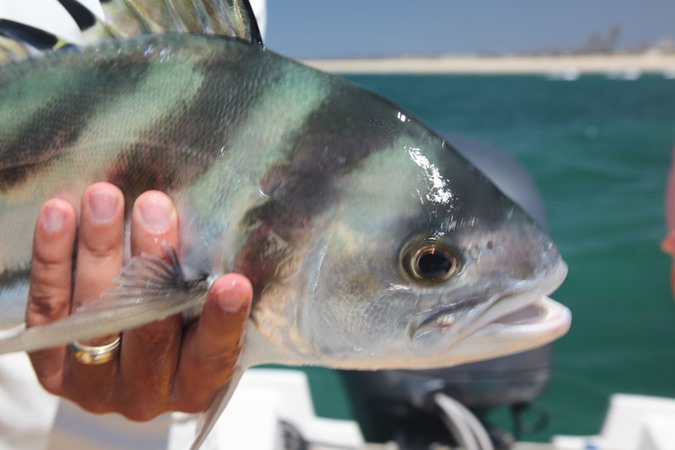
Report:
401,240,461,284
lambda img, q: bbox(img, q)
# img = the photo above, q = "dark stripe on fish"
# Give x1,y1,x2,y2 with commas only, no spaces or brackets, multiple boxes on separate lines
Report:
107,41,282,202
0,266,30,328
0,53,151,191
237,83,403,308
0,266,29,287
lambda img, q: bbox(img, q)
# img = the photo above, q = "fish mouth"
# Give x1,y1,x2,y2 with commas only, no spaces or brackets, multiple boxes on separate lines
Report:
464,295,571,350
410,260,570,365
453,262,571,363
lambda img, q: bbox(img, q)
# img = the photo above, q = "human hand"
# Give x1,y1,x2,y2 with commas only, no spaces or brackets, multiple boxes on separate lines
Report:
26,182,252,419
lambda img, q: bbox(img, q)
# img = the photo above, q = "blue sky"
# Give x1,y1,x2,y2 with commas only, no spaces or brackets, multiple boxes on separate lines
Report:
266,1,675,58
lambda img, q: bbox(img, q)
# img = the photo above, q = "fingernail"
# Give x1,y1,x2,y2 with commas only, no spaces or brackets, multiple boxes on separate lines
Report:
215,282,251,314
139,194,173,233
42,202,66,234
89,189,120,224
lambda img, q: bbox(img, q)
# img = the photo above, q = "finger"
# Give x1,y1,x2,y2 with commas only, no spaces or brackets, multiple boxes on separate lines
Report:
71,183,125,313
27,198,77,394
66,183,125,404
129,191,178,258
173,274,252,412
118,191,181,419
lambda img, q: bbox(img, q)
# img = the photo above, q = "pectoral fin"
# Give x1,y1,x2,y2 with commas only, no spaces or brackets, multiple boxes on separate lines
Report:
0,248,212,354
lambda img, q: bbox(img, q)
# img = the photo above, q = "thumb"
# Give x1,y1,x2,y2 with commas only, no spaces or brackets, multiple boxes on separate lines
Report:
174,273,252,410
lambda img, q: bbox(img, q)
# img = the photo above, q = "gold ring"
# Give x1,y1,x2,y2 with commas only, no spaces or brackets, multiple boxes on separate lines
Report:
71,337,121,365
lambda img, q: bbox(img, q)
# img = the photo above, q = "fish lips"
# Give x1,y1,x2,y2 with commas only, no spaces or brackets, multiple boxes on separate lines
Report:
407,261,570,365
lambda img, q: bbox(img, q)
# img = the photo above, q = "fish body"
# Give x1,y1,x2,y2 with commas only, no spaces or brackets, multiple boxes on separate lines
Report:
0,32,567,363
0,2,570,448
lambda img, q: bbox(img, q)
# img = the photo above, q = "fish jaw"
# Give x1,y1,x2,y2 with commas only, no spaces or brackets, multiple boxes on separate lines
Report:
447,296,571,363
407,260,569,367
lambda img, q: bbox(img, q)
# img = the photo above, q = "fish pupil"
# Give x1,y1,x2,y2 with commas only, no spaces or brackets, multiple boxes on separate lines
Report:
417,251,453,280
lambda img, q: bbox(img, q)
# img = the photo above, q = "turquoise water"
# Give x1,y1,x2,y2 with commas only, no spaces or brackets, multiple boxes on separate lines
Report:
287,74,675,441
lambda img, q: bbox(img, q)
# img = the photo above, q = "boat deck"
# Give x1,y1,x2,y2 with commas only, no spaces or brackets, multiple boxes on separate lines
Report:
356,444,554,450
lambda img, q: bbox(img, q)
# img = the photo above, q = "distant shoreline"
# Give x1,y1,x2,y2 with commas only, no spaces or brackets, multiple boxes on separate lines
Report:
302,52,675,75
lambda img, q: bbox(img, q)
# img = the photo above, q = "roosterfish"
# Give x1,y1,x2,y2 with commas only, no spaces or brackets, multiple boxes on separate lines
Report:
0,1,571,448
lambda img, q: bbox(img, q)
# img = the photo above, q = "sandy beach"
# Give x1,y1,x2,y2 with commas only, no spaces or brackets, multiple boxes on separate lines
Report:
302,52,675,76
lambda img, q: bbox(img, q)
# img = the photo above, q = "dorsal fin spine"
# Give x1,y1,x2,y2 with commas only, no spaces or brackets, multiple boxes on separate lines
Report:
0,0,264,57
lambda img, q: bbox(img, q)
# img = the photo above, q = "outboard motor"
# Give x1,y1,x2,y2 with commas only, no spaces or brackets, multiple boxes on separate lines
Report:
340,136,555,450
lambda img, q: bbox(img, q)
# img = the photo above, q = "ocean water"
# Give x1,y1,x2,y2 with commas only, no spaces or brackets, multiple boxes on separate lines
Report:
293,74,675,442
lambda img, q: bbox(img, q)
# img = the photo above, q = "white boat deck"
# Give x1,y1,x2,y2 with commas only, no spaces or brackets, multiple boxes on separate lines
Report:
358,444,553,450
221,369,675,450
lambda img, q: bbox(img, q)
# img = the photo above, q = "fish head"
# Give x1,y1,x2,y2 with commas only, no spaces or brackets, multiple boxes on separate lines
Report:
294,114,569,370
